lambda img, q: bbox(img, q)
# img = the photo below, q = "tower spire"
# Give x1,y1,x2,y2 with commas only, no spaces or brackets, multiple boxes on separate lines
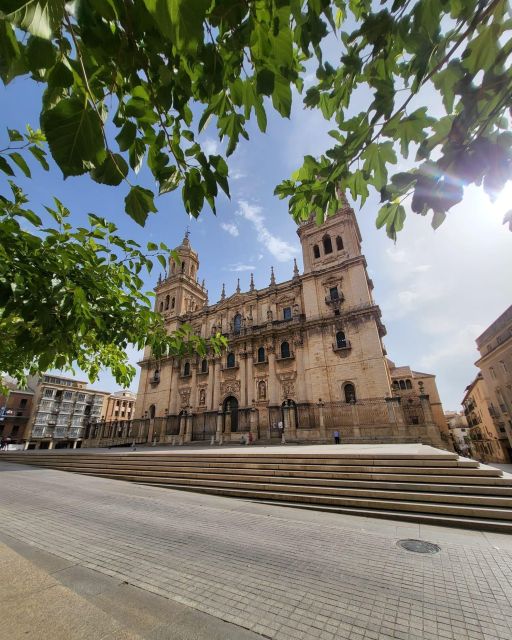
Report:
236,278,241,294
293,258,299,279
220,283,226,301
249,273,255,292
269,266,276,287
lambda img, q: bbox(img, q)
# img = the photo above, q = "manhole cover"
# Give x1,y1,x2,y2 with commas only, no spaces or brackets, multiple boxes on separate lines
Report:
397,539,441,554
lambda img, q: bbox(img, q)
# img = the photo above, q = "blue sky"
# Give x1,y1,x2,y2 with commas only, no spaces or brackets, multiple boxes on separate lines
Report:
2,52,511,412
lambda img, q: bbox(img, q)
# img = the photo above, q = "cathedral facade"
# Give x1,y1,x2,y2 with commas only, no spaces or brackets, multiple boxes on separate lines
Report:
135,199,447,448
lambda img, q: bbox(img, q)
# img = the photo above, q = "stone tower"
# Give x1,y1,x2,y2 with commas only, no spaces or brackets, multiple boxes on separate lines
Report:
154,231,207,326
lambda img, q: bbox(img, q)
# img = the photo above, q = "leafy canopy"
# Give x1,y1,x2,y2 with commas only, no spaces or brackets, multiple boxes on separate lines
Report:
0,0,511,384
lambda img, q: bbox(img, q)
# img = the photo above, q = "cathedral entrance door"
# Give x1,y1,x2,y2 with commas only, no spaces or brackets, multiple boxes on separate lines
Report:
223,396,239,433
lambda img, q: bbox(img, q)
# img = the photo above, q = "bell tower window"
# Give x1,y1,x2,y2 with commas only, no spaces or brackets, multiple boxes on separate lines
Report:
313,244,320,259
165,295,170,310
323,235,333,254
233,313,242,334
336,236,343,250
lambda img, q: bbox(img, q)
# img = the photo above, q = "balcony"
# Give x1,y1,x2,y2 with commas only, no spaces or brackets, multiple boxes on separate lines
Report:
333,340,351,352
32,426,53,438
325,293,344,306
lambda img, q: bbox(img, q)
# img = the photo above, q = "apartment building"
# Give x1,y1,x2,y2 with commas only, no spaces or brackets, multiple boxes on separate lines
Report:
26,374,110,449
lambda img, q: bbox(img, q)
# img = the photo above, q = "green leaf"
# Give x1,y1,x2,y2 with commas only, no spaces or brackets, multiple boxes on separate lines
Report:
256,69,275,96
125,186,157,226
91,153,129,186
29,145,49,170
7,128,23,142
5,0,66,39
361,142,397,190
463,24,501,74
41,97,104,176
9,151,31,177
116,122,137,152
272,75,292,118
157,254,167,269
26,35,56,70
0,156,15,176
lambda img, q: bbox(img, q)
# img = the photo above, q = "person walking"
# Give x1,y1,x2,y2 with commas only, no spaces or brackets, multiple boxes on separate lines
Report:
333,430,340,445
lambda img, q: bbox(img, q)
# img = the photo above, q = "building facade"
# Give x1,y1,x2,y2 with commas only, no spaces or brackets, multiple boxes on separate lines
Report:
135,199,447,448
462,373,509,463
25,374,110,449
444,410,470,453
103,390,137,422
0,380,34,445
475,305,512,456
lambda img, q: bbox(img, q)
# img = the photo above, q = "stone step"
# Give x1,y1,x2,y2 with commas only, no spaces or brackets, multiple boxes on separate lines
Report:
248,500,512,533
19,459,508,481
133,481,512,522
35,465,512,495
60,470,512,510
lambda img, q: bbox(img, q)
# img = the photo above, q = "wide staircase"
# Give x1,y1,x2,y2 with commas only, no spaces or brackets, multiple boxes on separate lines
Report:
4,449,512,531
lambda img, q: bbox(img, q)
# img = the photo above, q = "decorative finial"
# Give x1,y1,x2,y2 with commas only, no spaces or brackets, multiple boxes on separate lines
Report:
293,258,299,279
270,266,276,287
236,278,240,294
157,273,162,285
249,273,255,292
204,289,209,307
182,226,190,246
201,278,205,289
221,283,226,301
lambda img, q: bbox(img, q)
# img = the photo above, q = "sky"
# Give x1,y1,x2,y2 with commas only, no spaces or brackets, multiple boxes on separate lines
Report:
2,37,511,413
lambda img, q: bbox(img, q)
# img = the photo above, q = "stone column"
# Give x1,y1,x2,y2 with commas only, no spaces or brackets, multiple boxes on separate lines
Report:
246,352,254,406
48,440,54,450
351,403,360,439
317,400,326,441
294,346,307,402
267,347,279,405
190,364,198,410
224,409,232,439
240,353,247,407
170,360,180,415
212,357,221,410
178,412,186,445
72,441,78,449
288,403,297,441
216,407,223,444
250,404,259,440
207,357,215,410
184,411,193,444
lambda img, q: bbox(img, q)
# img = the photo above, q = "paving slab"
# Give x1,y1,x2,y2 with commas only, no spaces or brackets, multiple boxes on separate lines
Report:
1,460,511,640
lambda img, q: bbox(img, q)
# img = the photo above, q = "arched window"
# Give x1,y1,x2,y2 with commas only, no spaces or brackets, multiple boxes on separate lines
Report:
159,301,164,312
165,295,170,310
233,313,242,334
405,379,412,389
399,380,406,390
201,359,208,373
323,235,333,254
226,352,235,368
183,361,190,376
181,261,185,273
392,380,400,390
258,380,266,400
280,341,290,359
149,404,156,419
336,331,347,349
336,236,343,250
171,297,175,309
257,346,266,363
190,266,195,279
313,244,320,259
344,383,356,403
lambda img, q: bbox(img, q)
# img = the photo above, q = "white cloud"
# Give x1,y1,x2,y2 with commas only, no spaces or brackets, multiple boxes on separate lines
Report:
226,263,255,272
418,324,483,370
203,138,219,155
236,200,298,262
221,222,239,237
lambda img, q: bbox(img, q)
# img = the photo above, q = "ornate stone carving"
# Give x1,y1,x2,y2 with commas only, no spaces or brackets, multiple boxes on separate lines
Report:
221,379,240,397
179,388,191,407
277,371,297,400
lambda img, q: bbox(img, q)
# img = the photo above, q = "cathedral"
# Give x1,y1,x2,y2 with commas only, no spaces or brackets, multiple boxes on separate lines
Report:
135,197,448,448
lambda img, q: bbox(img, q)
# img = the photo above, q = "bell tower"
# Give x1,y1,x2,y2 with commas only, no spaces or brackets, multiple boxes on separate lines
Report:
297,197,363,274
154,231,207,331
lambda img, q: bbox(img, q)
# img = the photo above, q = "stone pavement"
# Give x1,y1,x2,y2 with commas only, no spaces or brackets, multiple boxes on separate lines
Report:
1,459,512,640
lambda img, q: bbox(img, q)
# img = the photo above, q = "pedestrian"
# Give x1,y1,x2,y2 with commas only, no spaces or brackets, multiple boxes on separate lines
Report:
0,437,6,451
333,430,340,445
278,420,285,444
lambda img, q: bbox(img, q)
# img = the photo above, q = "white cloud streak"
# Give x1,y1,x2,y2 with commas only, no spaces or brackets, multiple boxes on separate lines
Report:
226,263,255,272
236,200,298,262
220,222,239,237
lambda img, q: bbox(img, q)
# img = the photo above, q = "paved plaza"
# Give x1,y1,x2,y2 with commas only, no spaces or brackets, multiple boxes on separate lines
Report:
1,457,512,639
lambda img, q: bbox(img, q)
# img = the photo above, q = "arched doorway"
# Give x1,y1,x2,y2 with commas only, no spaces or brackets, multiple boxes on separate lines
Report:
223,396,239,432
